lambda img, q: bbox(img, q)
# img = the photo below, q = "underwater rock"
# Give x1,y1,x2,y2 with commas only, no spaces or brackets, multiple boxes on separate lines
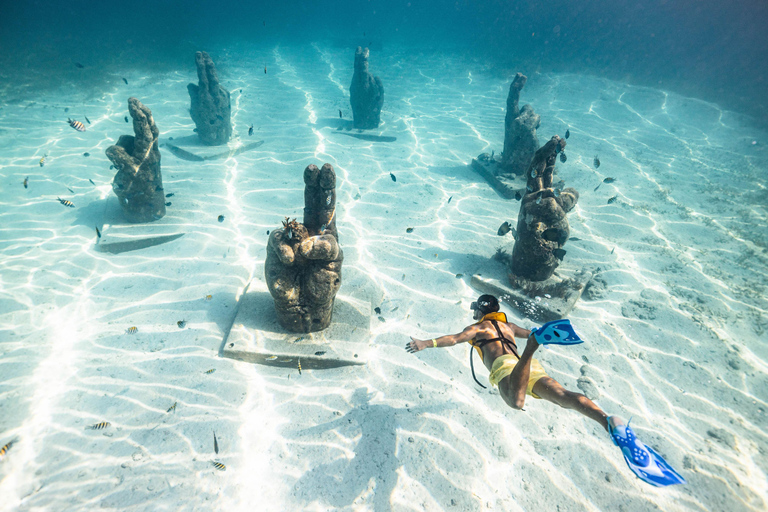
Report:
265,164,343,332
509,136,577,281
105,97,165,223
187,51,232,145
501,73,540,177
349,47,384,130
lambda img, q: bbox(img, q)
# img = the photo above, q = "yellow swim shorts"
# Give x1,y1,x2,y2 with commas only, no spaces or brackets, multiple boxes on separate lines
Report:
488,354,549,399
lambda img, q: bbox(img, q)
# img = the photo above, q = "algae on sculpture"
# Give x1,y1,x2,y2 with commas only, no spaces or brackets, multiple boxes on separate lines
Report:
187,51,232,145
105,97,166,223
510,136,578,281
265,164,343,332
349,47,384,129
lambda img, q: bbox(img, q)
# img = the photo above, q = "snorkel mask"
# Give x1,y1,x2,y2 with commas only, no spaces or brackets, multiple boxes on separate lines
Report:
470,295,499,318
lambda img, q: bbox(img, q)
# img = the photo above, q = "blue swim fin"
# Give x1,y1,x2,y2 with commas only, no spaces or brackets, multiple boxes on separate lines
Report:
609,419,686,487
532,319,583,345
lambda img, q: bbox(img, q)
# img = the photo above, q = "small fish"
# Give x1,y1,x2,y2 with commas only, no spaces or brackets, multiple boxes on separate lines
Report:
611,247,616,254
326,192,332,205
593,155,600,168
211,461,226,471
339,109,342,119
68,118,86,132
607,195,618,204
264,64,267,74
165,193,174,197
165,202,172,206
560,151,567,163
515,191,522,201
455,273,464,278
555,142,562,153
552,248,566,261
297,360,302,375
248,124,253,136
497,221,511,236
95,226,101,239
88,421,111,430
23,177,28,189
218,215,225,222
124,116,129,123
75,62,84,68
319,224,327,234
89,178,95,185
448,196,452,204
406,227,414,233
67,187,74,194
374,307,381,314
205,368,216,374
314,351,326,356
0,438,17,460
390,172,396,182
214,431,219,454
126,326,138,334
569,237,581,242
205,294,213,301
565,128,570,139
378,316,386,322
122,77,128,85
83,152,90,157
39,155,46,167
84,115,91,124
603,177,616,184
167,402,177,413
266,355,277,361
177,320,186,328
57,197,75,208
266,230,270,235
530,169,536,178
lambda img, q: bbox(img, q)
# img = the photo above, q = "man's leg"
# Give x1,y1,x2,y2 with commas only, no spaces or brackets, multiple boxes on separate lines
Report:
497,336,538,410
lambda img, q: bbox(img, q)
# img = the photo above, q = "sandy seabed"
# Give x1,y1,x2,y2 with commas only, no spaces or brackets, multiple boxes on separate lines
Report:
0,42,766,511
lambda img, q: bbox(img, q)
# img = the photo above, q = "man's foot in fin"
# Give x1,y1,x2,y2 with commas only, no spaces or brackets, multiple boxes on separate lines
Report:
607,416,686,487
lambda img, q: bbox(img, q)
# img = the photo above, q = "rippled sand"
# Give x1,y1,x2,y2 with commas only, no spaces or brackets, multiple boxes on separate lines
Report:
0,42,766,511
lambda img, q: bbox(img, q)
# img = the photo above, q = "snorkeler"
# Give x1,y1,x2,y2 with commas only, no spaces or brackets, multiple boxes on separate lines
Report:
405,294,685,487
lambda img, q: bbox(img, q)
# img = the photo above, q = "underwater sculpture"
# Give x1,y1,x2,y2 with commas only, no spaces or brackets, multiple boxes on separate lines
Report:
187,51,232,145
349,47,384,129
105,97,166,223
265,164,343,332
501,73,540,177
509,135,577,281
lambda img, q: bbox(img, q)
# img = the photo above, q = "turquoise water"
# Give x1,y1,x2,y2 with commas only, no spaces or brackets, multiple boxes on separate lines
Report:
0,3,767,511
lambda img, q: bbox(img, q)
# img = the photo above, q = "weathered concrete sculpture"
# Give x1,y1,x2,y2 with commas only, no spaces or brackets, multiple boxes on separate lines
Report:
106,97,165,223
501,73,540,177
265,164,343,332
510,136,578,281
187,51,232,145
349,47,384,129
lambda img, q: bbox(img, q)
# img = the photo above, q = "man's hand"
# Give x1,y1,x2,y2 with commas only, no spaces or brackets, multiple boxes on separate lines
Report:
405,337,427,353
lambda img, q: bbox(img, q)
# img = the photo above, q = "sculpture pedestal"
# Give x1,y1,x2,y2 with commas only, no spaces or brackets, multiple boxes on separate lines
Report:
96,195,185,254
470,159,527,200
223,280,370,369
470,270,592,322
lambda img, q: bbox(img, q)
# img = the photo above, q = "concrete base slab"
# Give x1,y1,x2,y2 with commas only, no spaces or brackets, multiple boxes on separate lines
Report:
470,159,527,200
471,269,592,322
96,195,186,254
223,280,371,369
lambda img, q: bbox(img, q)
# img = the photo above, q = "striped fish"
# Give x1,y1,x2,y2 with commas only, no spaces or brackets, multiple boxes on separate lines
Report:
126,326,138,334
57,197,75,208
204,368,216,374
0,438,17,460
211,461,226,471
205,294,213,301
39,155,46,167
167,402,177,413
68,118,86,132
177,320,186,328
297,359,302,375
88,421,111,430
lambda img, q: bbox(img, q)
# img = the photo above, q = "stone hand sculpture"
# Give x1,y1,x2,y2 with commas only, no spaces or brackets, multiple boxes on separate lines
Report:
105,97,165,223
510,136,578,281
349,47,384,129
265,164,343,332
501,73,541,177
187,51,232,145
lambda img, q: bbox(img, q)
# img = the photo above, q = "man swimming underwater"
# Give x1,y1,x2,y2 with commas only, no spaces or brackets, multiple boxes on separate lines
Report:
405,294,685,487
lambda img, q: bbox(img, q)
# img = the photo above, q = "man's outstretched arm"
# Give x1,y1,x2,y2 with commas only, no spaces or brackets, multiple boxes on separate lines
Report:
406,324,481,353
